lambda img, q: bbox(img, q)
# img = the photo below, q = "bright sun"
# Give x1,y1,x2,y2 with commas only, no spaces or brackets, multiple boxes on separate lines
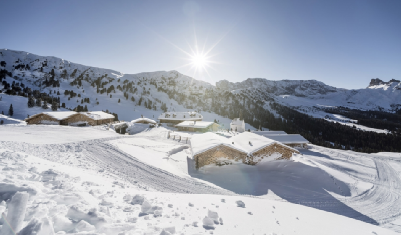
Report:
191,53,208,69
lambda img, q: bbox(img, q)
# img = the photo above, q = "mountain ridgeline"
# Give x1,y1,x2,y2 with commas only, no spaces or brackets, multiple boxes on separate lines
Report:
1,49,400,152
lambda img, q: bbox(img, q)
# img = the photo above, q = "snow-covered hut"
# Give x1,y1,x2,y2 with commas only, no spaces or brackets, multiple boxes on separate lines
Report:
230,118,245,132
190,132,247,169
131,117,157,125
230,132,299,164
25,111,95,126
176,121,219,132
83,111,115,125
158,112,203,124
25,111,114,126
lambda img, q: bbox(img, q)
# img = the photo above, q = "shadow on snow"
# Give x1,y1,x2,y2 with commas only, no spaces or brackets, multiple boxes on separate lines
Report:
188,154,378,225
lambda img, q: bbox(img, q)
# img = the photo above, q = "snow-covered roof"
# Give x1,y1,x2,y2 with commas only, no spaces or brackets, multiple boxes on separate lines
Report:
252,131,287,136
42,111,78,120
83,111,115,120
176,121,216,129
131,118,157,124
230,132,300,155
263,134,309,144
231,118,244,125
230,132,278,154
190,132,246,156
158,112,203,121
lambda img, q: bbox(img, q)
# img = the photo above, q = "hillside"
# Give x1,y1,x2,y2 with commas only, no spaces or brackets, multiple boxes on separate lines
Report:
1,49,401,152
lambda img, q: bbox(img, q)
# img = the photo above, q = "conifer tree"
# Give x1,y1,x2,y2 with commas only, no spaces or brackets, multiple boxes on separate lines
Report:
42,100,48,109
36,98,42,107
27,96,35,108
51,101,58,111
8,104,14,116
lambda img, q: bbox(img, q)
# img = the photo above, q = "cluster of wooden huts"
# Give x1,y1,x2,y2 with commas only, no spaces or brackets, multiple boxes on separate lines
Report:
25,111,115,126
190,132,307,169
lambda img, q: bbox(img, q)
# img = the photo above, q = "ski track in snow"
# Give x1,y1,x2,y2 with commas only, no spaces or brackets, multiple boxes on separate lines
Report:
308,146,401,232
0,136,234,195
333,159,401,231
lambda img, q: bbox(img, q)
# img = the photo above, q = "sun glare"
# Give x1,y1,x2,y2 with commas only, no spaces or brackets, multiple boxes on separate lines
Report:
191,53,208,69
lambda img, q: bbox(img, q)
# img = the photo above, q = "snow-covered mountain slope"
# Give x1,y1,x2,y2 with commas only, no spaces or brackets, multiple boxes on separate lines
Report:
217,77,401,112
0,49,217,122
2,48,400,123
1,125,400,234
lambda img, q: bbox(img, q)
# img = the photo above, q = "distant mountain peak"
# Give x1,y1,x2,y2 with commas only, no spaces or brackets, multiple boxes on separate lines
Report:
369,78,400,87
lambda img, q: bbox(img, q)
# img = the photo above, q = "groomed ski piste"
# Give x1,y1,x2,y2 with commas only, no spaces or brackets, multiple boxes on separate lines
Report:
1,124,400,235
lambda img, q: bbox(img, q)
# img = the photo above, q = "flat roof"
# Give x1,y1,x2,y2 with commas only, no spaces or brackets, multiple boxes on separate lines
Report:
263,134,309,144
252,131,287,135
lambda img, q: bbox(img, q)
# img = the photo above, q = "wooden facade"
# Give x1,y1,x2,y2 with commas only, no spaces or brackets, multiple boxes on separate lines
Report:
94,118,114,125
25,112,114,126
60,114,96,126
193,142,299,169
25,114,61,125
247,143,300,165
194,144,247,169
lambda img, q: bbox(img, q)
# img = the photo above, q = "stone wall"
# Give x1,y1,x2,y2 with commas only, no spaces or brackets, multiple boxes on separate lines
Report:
194,144,247,169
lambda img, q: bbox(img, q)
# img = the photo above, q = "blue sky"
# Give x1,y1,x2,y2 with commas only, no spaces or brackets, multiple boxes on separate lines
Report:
1,0,400,89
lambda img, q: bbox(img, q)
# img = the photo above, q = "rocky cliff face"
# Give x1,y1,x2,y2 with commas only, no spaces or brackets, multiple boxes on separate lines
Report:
369,78,400,87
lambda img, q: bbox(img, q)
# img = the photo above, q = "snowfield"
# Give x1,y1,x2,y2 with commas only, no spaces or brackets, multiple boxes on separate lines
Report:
0,125,400,234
